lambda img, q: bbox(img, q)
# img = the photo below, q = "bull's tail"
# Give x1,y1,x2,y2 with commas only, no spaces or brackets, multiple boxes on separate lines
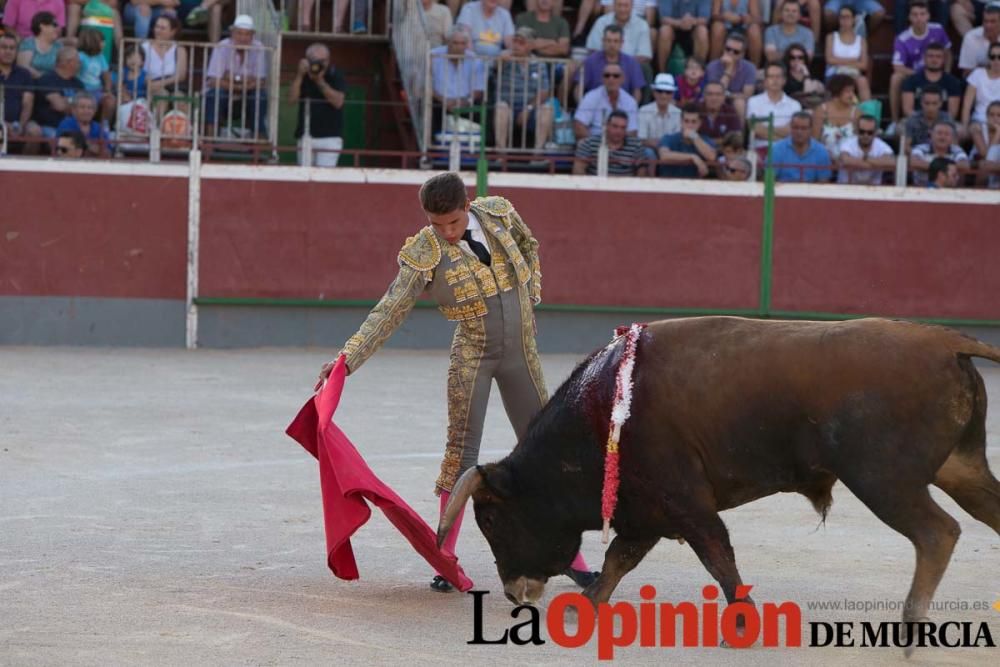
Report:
952,336,1000,365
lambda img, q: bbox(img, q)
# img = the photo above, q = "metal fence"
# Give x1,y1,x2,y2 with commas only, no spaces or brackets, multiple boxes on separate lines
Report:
114,37,278,156
279,0,386,37
423,51,582,155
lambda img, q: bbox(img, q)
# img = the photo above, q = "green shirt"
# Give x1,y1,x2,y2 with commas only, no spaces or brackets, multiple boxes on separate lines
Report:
515,12,570,43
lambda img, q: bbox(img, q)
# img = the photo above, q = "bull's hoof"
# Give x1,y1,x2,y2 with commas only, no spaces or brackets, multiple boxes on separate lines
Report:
429,575,454,592
563,568,600,588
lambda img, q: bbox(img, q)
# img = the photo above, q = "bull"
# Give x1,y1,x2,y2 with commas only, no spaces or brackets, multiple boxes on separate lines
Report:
437,316,1000,641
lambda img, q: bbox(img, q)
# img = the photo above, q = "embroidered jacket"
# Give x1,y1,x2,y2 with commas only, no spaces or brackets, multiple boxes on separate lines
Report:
341,196,542,373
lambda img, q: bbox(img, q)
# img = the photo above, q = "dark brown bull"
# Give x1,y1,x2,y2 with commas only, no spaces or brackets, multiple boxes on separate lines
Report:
438,316,1000,643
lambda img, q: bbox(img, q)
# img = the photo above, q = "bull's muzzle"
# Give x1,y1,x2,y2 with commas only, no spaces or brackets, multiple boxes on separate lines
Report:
502,576,546,606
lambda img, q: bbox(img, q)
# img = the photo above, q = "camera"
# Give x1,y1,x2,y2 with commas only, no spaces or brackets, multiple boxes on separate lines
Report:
308,58,325,76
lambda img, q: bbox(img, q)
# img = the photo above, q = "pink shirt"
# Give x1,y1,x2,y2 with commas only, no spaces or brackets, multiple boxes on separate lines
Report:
2,0,66,39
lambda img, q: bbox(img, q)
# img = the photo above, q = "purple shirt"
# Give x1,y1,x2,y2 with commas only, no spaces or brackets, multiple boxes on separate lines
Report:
205,38,269,86
578,51,645,95
892,24,951,70
705,59,757,95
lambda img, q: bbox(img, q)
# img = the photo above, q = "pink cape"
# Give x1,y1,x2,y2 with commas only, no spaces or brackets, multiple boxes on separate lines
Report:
285,355,473,592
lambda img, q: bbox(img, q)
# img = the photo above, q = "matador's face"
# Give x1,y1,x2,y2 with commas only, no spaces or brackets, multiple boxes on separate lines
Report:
426,200,471,246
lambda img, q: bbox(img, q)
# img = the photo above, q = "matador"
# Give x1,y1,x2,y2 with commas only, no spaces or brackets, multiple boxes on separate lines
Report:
315,173,596,593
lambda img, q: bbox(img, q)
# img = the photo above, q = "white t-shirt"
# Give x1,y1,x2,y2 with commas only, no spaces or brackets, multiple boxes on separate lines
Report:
600,0,657,20
746,92,802,148
986,143,1000,190
966,67,1000,124
585,14,653,60
837,136,894,185
958,26,994,71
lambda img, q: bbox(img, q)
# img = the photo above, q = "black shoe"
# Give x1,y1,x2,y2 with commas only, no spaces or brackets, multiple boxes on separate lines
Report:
429,575,454,592
563,568,600,588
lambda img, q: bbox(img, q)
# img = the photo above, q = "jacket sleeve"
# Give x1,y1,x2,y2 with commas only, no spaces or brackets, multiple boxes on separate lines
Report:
340,264,430,374
509,207,542,305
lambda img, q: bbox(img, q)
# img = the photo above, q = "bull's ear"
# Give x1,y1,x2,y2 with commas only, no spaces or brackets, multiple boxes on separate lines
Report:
478,463,513,500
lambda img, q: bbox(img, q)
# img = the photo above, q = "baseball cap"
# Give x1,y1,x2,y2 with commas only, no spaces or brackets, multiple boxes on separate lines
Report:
514,26,535,40
232,14,255,31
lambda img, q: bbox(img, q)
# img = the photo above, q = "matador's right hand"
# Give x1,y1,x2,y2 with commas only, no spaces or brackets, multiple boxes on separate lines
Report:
315,359,338,392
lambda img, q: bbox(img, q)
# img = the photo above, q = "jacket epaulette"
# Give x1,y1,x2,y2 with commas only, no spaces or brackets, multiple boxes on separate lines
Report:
398,226,442,271
472,196,513,220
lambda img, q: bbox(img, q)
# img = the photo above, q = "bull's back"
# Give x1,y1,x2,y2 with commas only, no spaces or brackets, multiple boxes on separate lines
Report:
629,317,980,504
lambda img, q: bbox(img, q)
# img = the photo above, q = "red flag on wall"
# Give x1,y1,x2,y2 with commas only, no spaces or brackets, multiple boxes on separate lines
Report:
286,355,473,591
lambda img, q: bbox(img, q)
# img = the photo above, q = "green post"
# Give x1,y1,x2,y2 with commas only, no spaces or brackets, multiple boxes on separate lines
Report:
759,115,776,318
476,101,488,197
451,104,489,197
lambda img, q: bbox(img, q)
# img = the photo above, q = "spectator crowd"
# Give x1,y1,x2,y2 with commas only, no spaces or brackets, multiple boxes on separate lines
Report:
1,0,998,186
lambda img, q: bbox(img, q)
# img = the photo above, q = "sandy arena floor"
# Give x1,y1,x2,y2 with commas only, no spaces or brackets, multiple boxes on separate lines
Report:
1,347,998,666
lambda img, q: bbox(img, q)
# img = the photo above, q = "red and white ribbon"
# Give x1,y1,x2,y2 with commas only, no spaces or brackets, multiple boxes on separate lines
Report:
601,323,645,543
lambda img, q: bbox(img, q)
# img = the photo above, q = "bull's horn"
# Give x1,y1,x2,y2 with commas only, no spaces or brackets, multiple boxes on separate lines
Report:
437,467,483,549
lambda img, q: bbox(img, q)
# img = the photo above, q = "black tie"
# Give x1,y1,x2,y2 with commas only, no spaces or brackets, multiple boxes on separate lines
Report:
462,229,491,266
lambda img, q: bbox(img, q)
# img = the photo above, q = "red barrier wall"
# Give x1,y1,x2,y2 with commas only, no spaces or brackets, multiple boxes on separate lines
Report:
4,169,998,322
0,172,187,299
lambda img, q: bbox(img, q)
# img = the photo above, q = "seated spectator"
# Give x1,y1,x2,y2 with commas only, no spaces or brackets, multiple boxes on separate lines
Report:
721,154,752,179
143,14,189,116
952,0,993,37
705,32,755,117
676,55,706,104
958,3,999,76
765,0,814,62
457,0,515,57
813,73,858,159
1,32,43,153
31,46,84,138
657,0,712,73
784,43,824,102
973,100,1000,187
494,27,555,150
901,43,963,120
714,127,747,179
56,91,110,157
709,0,763,64
600,0,658,25
746,62,801,148
76,28,114,122
586,0,653,64
75,0,121,61
893,0,948,37
926,156,959,187
823,5,869,101
822,0,884,35
962,42,1000,160
516,0,570,56
837,114,894,185
574,62,640,137
577,24,645,102
55,128,86,157
911,120,970,186
656,103,718,177
698,81,742,137
639,73,682,158
2,0,66,39
903,85,957,146
573,109,646,175
774,0,821,44
203,15,270,139
770,111,831,181
16,11,61,78
890,1,951,129
429,27,486,135
186,0,233,43
422,0,454,48
116,44,147,103
290,43,346,167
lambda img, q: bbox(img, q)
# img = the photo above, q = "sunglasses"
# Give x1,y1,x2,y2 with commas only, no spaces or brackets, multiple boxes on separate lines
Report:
789,54,805,60
990,54,1000,61
603,72,622,78
857,129,875,136
724,46,743,54
56,145,73,154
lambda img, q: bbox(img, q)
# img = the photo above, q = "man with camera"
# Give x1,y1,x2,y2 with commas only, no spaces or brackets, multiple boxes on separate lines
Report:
289,43,347,168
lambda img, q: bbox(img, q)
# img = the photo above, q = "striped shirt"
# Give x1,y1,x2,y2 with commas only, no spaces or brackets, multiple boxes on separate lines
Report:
575,135,644,176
